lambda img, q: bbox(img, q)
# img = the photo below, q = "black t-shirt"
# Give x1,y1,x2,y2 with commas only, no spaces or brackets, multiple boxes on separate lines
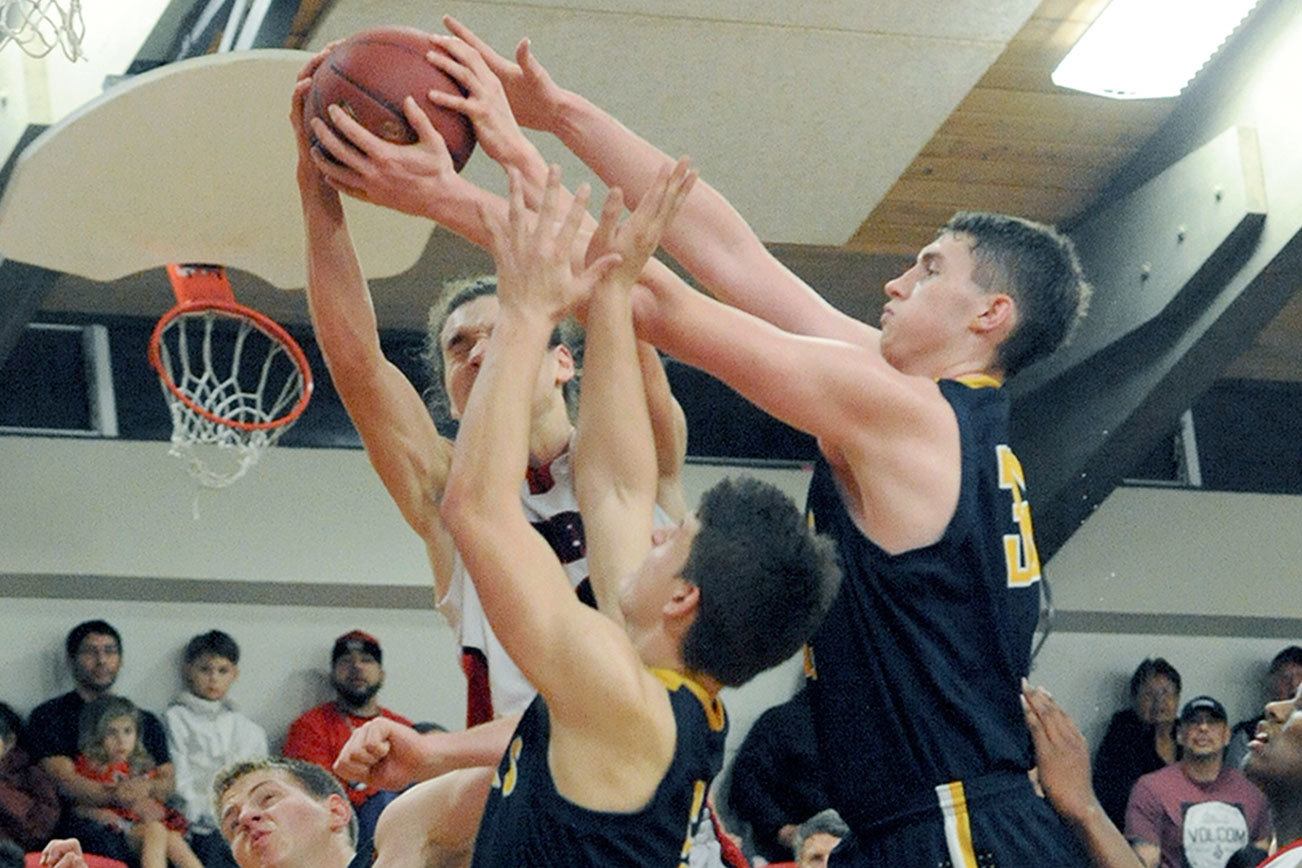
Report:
26,691,171,765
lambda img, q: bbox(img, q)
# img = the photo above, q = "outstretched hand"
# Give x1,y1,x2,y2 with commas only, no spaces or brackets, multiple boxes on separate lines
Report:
585,158,697,292
1022,680,1098,824
422,34,535,171
480,165,622,325
442,16,567,133
288,47,343,214
307,91,461,215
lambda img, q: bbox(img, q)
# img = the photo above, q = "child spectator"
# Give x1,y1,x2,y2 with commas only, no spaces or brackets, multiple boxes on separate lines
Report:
0,702,60,852
164,632,267,868
73,697,201,868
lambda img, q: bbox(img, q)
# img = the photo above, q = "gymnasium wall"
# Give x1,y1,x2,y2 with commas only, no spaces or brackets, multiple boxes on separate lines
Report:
0,434,811,758
3,434,1300,764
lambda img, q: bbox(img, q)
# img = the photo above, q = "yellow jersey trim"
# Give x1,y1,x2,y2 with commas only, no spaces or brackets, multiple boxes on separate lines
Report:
651,668,727,733
953,373,1002,389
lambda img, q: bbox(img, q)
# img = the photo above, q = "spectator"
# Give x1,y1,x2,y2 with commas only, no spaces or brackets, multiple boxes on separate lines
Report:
0,702,60,851
72,697,200,868
27,621,173,865
165,632,267,868
212,758,360,868
1125,696,1271,868
1228,647,1302,769
791,810,848,868
726,688,828,863
283,632,412,867
1095,658,1182,827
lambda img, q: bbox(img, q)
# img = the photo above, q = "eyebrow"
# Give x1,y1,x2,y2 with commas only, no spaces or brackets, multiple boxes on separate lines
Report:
221,780,277,824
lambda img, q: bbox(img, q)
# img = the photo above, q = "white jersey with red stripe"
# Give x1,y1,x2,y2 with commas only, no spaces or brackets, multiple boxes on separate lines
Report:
435,442,671,724
1261,840,1302,868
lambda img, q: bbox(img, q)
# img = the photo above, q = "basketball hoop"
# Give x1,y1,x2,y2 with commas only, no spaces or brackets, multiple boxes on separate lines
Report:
0,0,85,61
149,264,313,488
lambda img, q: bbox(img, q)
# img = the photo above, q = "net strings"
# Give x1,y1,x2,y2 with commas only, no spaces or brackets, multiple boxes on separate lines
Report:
0,0,86,61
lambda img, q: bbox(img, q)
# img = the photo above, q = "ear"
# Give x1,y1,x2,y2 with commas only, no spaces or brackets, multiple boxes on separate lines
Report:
973,292,1015,336
325,793,352,835
662,580,700,622
551,342,576,386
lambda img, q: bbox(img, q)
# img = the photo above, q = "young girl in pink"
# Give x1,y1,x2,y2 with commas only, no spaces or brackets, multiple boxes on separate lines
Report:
74,696,203,868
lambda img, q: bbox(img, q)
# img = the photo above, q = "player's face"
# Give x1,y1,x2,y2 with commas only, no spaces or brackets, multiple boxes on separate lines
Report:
1245,684,1302,790
220,769,347,868
71,632,121,693
1177,712,1230,759
440,295,574,420
186,653,240,702
798,832,842,868
620,517,700,632
879,232,993,375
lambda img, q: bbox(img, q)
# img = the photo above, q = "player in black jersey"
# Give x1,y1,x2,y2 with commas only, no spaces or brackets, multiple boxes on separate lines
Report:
422,23,1095,864
420,164,839,867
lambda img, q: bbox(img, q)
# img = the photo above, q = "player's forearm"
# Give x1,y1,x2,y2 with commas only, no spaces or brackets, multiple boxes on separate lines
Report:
301,199,385,377
576,286,657,513
428,714,521,775
551,90,832,333
1061,803,1145,868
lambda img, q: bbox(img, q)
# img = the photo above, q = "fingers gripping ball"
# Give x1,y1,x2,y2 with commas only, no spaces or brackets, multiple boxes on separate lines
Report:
309,26,477,171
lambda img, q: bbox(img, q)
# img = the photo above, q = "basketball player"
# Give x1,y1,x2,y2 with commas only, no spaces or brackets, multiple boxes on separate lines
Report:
289,55,687,730
375,20,1093,864
441,162,839,863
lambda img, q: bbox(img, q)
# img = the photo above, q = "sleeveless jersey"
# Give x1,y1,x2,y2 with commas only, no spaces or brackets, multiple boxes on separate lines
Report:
804,377,1043,835
436,444,673,726
470,670,727,867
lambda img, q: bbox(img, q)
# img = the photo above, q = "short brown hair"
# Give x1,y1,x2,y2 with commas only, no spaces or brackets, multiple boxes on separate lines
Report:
943,212,1091,377
212,757,357,845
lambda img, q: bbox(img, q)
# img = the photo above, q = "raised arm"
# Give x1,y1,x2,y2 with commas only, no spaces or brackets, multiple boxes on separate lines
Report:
442,16,876,348
291,73,465,598
1021,683,1144,868
438,167,643,718
633,270,959,554
573,162,696,616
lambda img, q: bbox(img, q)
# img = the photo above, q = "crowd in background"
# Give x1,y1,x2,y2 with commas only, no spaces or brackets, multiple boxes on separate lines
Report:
2,618,1298,868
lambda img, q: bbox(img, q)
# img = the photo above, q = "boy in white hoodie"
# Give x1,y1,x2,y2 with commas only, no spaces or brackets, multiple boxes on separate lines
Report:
166,631,268,867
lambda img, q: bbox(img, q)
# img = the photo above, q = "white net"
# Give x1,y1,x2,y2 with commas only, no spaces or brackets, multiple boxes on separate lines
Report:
154,308,308,488
0,0,85,60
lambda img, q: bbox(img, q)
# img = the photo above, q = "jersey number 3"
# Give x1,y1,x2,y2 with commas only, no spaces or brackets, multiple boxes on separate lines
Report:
996,445,1042,587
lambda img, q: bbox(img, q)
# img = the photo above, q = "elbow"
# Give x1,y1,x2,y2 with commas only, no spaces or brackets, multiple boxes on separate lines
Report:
438,480,492,541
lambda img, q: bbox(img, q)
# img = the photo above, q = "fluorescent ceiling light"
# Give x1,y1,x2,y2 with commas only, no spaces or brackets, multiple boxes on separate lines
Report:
1052,0,1262,99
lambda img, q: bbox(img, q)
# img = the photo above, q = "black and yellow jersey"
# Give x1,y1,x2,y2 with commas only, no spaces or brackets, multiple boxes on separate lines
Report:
471,669,726,867
805,377,1043,836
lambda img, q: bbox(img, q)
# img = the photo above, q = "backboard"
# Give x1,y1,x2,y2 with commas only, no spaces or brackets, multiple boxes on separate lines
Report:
0,49,437,289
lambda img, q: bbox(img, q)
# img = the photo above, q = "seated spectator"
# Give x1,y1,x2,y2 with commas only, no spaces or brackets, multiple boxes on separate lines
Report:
27,621,174,865
283,632,412,867
1094,657,1182,827
791,810,848,868
212,757,361,868
726,687,829,863
1228,647,1302,769
165,631,267,868
73,697,200,868
0,703,60,851
1125,696,1271,868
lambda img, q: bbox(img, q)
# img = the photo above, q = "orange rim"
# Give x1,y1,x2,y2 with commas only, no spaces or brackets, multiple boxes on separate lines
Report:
148,300,314,432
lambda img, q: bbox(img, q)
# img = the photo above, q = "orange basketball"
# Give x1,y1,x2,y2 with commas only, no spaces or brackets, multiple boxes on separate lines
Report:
308,26,477,171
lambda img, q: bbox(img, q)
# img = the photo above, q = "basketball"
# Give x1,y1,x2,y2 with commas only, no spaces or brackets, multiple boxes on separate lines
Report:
308,26,477,171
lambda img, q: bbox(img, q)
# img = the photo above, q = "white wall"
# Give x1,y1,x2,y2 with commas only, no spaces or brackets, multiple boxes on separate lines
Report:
3,434,1299,762
0,435,812,754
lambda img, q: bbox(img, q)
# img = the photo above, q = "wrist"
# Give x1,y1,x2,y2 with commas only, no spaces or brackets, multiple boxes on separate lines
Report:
550,89,587,145
495,303,560,338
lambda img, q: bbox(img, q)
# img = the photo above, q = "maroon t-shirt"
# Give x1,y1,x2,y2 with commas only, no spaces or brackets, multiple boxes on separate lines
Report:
1125,763,1271,868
